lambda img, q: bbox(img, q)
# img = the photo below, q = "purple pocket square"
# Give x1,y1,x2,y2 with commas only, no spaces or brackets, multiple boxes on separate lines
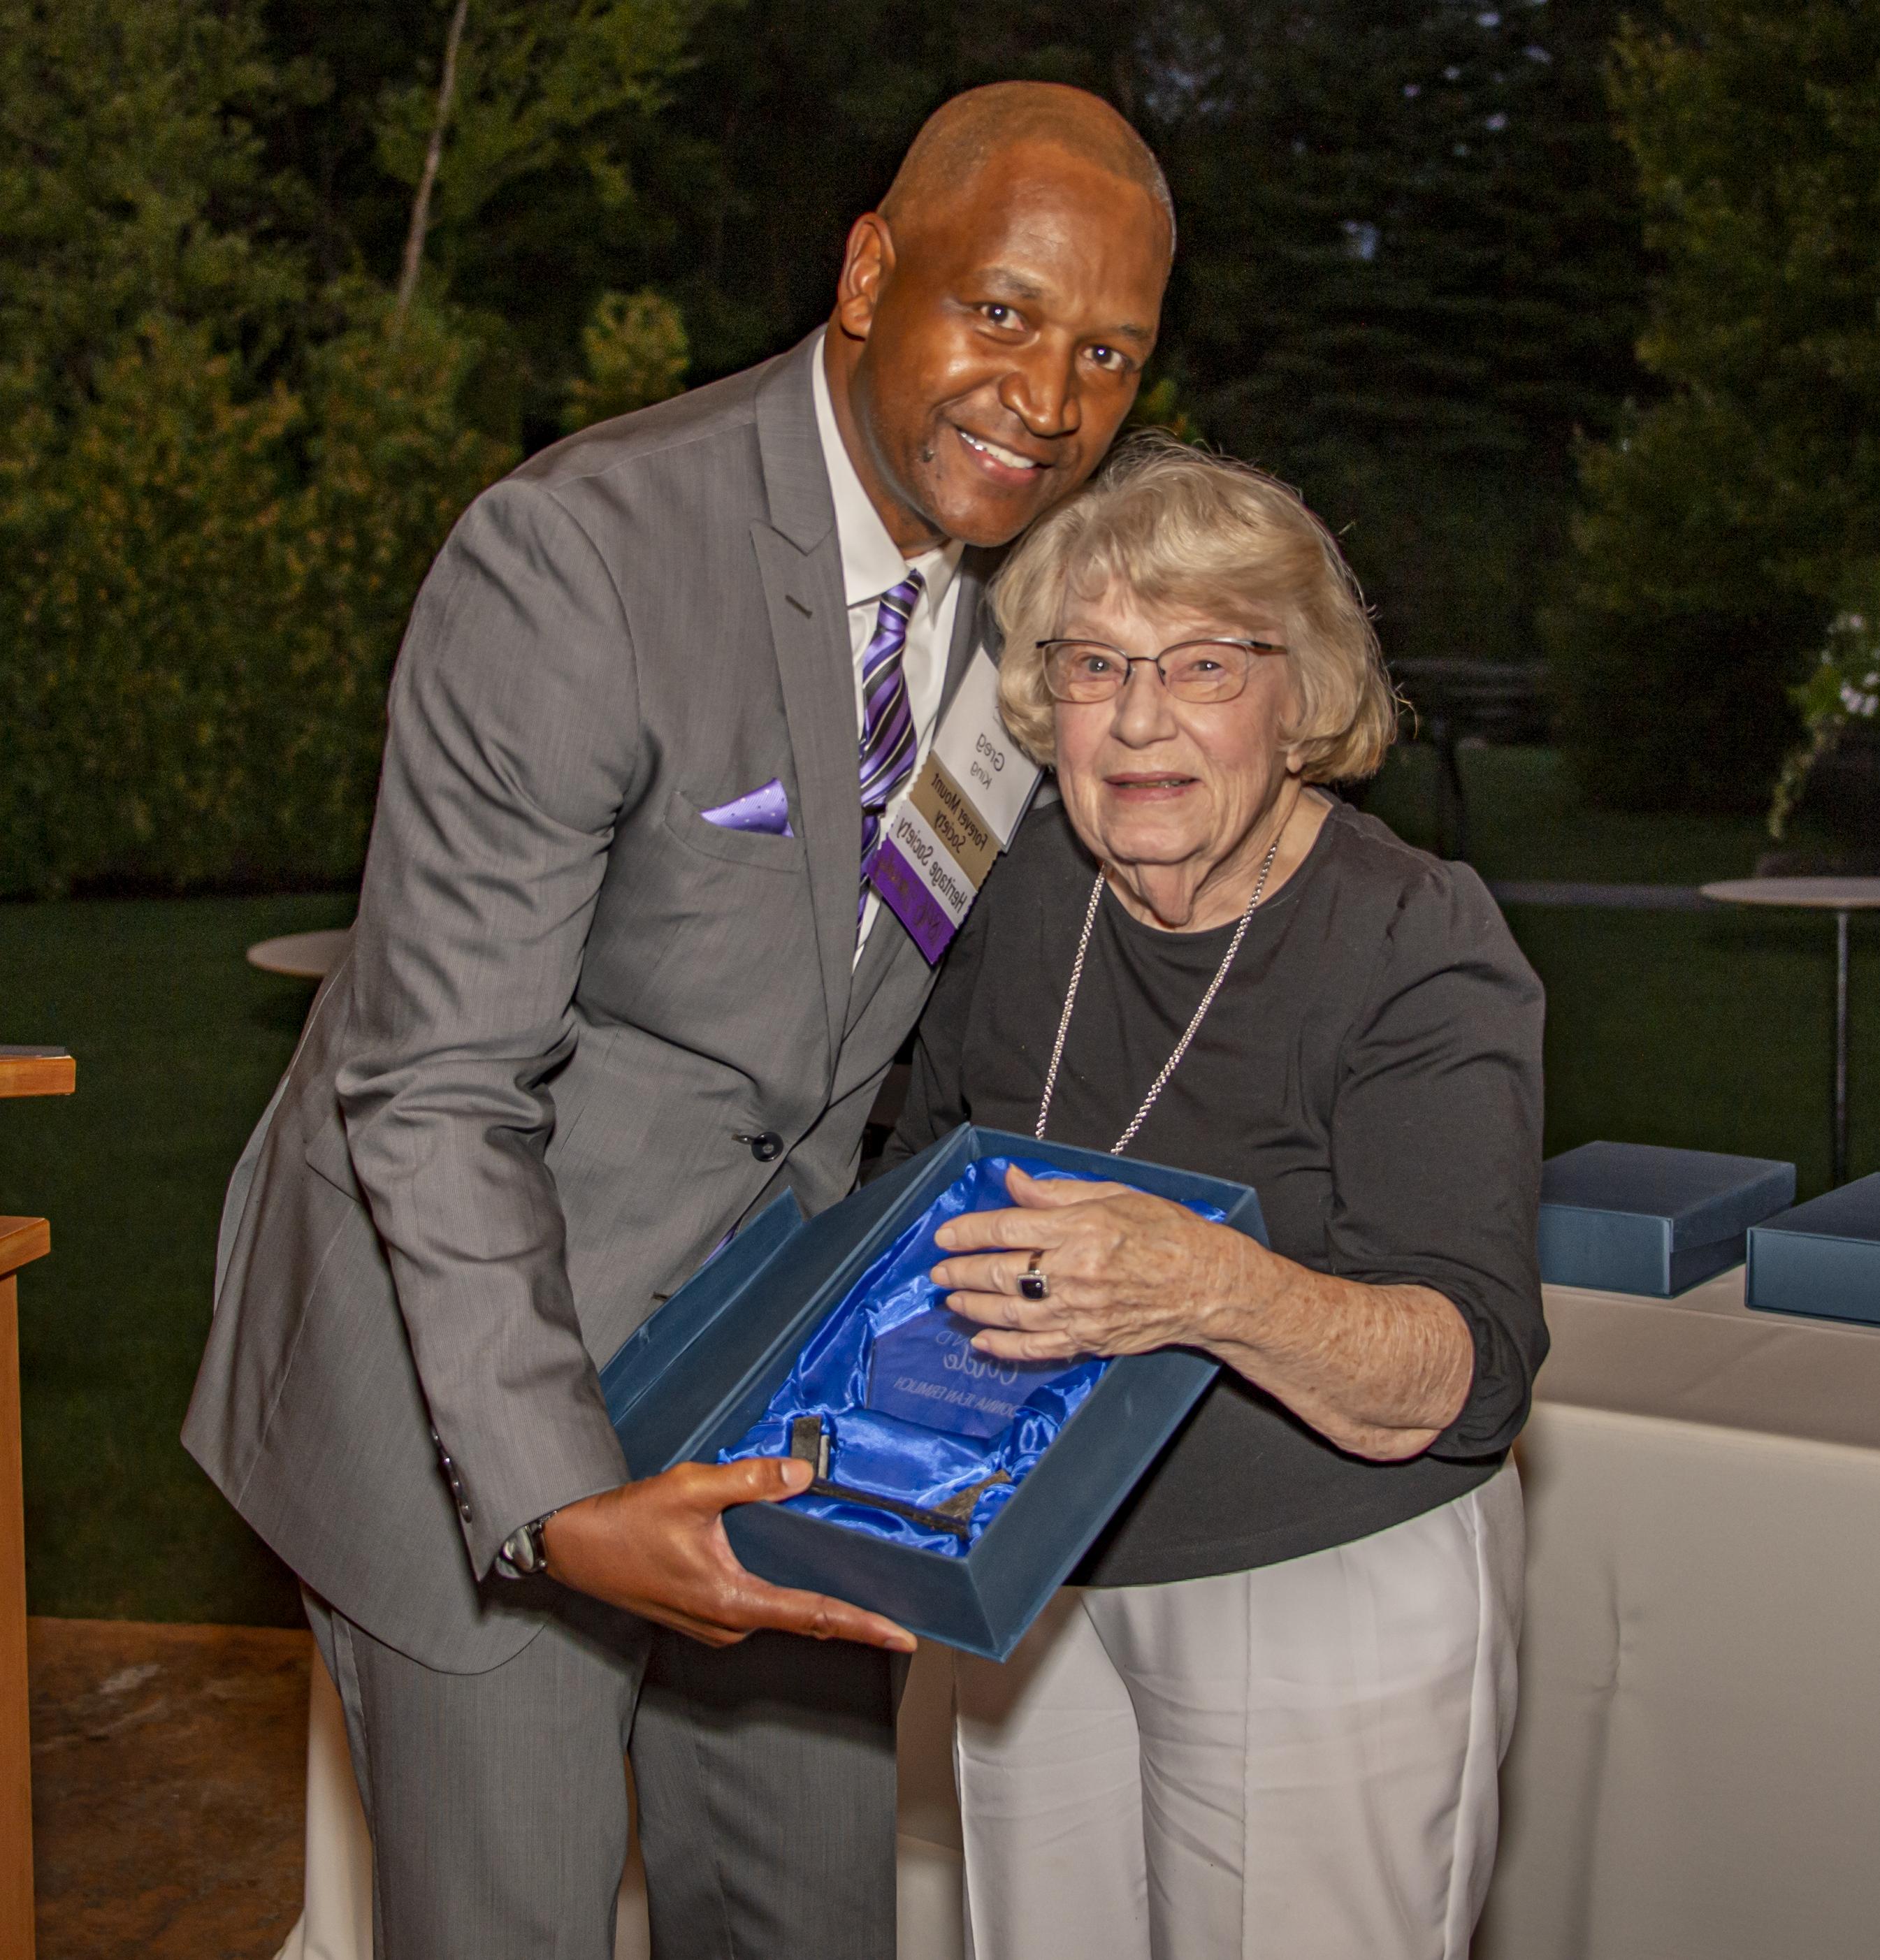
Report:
700,778,794,838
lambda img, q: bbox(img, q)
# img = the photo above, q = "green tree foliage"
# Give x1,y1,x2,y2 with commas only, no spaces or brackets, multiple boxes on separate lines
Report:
376,0,695,304
0,294,512,894
261,0,715,445
0,2,514,894
1551,0,1880,810
1143,0,1646,663
0,0,306,395
3,0,1664,887
563,289,689,430
1154,2,1640,463
254,0,1649,660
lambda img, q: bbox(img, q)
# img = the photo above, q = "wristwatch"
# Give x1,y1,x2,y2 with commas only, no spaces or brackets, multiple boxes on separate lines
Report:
498,1510,558,1578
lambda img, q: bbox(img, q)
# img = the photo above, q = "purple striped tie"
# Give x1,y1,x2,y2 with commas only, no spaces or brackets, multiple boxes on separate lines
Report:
857,571,924,920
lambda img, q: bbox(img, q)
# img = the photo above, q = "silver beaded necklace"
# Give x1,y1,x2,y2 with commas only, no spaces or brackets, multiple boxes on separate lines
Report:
1034,833,1285,1154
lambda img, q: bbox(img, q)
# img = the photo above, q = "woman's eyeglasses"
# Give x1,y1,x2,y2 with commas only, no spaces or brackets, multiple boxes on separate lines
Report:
1038,637,1289,705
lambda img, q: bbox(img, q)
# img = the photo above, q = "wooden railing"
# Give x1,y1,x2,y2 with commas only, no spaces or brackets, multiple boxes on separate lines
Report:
1,1047,75,1960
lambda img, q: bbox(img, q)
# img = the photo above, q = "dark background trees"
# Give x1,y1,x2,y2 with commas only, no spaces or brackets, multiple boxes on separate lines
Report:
12,0,1874,890
1547,0,1880,811
633,0,1654,667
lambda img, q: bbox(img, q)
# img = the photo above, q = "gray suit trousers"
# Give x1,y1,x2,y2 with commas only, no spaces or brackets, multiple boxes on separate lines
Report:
305,1590,902,1960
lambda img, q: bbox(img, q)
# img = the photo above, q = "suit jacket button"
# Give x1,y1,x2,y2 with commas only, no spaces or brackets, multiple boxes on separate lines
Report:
458,1500,473,1522
737,1130,783,1163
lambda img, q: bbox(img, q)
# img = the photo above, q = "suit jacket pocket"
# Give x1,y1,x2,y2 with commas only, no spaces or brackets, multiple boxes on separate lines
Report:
663,786,807,871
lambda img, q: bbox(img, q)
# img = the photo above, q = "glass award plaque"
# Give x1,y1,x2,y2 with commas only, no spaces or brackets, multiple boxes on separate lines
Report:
865,1307,1085,1441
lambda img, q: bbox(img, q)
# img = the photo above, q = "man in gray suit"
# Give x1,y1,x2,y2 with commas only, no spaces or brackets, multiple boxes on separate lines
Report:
187,82,1173,1959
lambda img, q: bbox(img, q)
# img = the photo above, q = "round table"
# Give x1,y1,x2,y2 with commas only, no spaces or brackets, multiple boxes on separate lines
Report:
1700,878,1880,1185
245,927,353,981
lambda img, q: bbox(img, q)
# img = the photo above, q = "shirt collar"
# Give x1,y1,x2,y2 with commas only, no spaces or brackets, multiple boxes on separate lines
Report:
811,328,962,618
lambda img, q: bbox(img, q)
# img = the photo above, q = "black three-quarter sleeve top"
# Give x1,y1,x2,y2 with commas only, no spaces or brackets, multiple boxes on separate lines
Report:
881,795,1549,1588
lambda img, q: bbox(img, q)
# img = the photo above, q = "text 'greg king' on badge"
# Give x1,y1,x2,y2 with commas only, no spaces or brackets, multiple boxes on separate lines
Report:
867,651,1042,963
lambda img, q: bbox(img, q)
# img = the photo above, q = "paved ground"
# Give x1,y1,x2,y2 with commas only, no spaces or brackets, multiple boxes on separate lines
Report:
29,1618,307,1960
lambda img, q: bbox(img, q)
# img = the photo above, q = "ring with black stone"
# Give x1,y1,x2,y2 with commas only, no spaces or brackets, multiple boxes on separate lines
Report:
1019,1250,1050,1301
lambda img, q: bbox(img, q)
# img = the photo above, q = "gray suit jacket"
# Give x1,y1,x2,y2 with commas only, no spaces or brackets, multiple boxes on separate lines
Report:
184,333,995,1673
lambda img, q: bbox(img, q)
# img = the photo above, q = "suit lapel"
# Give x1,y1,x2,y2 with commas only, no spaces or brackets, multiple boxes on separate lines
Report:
751,343,1007,1062
753,337,858,1060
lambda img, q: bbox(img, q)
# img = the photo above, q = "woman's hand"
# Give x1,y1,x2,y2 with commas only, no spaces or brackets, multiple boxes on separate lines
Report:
930,1166,1250,1362
930,1165,1475,1461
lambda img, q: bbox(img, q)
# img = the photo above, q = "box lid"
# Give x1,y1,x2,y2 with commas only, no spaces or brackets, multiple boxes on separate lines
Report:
1751,1172,1880,1247
1540,1141,1795,1250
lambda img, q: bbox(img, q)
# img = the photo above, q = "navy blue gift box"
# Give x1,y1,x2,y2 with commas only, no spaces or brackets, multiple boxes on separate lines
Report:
598,1124,1267,1659
1747,1173,1880,1326
1537,1141,1795,1297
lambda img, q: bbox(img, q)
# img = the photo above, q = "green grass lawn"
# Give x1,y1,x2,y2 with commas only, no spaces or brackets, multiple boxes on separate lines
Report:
1,748,1875,1626
1370,745,1879,1193
1368,745,1879,1193
1,891,354,1627
1362,741,1792,883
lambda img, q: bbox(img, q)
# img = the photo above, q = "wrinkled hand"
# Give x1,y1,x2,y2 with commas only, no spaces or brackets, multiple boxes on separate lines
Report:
929,1165,1254,1363
541,1460,915,1653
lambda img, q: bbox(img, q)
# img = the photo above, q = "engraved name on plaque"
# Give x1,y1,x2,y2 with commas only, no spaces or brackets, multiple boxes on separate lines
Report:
866,1307,1084,1441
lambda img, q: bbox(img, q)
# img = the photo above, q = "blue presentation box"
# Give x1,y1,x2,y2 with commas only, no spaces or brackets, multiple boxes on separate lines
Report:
1747,1174,1880,1326
598,1124,1267,1660
1537,1141,1795,1297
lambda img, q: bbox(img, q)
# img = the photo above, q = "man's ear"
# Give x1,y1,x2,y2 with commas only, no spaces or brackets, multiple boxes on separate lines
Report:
834,213,895,342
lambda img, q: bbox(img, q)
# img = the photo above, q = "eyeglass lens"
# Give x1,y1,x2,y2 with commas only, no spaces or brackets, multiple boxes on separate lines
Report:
1044,639,1266,704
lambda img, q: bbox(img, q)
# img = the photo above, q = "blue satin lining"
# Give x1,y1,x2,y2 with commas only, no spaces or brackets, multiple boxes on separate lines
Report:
719,1154,1222,1557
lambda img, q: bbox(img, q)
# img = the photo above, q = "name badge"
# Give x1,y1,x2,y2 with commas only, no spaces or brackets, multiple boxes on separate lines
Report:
867,650,1042,963
866,1307,1083,1440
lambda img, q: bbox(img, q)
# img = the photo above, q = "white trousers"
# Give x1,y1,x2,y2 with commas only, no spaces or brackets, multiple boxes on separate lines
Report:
953,1464,1524,1960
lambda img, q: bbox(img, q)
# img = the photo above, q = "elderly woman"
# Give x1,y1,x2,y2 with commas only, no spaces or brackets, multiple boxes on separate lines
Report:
881,436,1545,1960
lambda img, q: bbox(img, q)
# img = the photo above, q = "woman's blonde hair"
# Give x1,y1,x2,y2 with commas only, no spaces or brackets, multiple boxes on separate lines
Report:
994,433,1397,781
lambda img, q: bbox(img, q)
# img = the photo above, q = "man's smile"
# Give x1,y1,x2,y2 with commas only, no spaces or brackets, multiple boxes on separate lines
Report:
953,425,1050,479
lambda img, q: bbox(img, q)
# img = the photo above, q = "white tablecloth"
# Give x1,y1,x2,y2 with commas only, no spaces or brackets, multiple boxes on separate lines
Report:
1477,1267,1880,1960
280,1266,1880,1960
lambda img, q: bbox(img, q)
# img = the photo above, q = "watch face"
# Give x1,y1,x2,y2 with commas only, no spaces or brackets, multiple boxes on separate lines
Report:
501,1523,543,1574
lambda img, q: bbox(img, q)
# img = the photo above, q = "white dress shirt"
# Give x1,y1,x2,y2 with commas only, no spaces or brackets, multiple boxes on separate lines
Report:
811,329,964,956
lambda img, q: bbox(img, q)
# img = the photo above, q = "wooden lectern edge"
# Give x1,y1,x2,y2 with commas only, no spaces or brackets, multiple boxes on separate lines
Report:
0,1067,55,1958
0,1226,39,1954
0,1054,75,1101
0,1219,50,1280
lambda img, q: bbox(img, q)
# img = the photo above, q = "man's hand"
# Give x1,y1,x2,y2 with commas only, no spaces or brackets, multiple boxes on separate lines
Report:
540,1459,916,1653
